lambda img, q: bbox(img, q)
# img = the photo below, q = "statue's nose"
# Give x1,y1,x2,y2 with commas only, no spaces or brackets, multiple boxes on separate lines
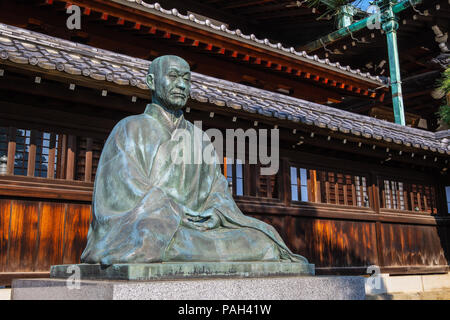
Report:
175,78,186,90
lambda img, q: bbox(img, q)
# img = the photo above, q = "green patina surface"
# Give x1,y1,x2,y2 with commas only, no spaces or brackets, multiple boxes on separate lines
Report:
50,262,315,281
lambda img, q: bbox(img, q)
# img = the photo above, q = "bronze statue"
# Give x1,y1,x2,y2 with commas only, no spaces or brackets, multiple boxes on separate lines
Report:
81,55,309,265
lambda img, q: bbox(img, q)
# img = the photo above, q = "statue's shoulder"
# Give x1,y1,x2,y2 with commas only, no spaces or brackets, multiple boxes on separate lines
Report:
113,113,161,134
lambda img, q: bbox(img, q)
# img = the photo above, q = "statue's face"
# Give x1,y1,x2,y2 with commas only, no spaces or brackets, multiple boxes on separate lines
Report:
148,57,191,111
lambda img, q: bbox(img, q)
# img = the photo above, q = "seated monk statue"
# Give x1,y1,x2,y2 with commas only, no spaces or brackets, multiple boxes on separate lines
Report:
81,55,309,265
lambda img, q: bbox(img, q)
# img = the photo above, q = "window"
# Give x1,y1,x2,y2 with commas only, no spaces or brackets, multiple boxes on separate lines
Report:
383,180,405,210
14,129,31,176
0,127,7,158
223,157,244,196
380,178,437,214
355,176,370,207
446,186,450,214
290,167,308,202
13,129,59,178
290,165,370,207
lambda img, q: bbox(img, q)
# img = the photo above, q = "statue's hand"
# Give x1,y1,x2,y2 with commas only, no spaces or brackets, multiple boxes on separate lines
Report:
182,208,220,231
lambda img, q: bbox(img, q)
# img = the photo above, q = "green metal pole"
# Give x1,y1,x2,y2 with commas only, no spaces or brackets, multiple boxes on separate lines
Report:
301,0,423,53
382,3,406,125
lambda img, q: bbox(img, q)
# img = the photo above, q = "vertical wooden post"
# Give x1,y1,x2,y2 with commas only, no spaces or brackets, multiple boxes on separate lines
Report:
66,135,76,181
255,163,261,197
371,172,384,268
266,175,271,198
334,172,340,205
315,171,321,203
416,192,422,212
6,127,16,175
58,134,67,179
84,138,93,182
410,190,415,211
47,133,56,179
360,185,365,208
310,170,317,203
27,130,38,177
280,158,290,207
223,156,227,178
325,181,330,204
343,184,348,206
403,190,409,211
352,182,357,206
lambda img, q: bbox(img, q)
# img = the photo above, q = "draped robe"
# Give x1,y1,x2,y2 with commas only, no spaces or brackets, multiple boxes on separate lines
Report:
81,104,309,265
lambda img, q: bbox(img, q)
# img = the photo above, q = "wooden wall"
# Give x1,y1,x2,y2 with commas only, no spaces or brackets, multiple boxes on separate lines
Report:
0,194,449,285
249,209,449,275
0,198,90,275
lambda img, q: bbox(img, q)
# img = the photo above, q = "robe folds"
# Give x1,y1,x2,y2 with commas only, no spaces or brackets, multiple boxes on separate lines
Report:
81,103,309,265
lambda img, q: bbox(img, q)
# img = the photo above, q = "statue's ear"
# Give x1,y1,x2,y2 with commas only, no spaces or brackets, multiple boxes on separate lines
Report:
146,74,155,91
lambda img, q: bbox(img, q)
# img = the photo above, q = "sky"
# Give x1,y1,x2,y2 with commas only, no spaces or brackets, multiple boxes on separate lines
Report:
352,0,373,11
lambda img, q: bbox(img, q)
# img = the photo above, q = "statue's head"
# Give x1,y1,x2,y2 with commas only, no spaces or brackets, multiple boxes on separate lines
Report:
146,55,191,111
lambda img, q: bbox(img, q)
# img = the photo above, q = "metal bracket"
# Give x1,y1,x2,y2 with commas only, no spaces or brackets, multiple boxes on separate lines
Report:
346,27,365,43
319,38,335,54
409,0,426,15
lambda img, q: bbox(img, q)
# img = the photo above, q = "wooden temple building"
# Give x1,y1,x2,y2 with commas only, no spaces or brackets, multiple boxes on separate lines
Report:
0,0,449,285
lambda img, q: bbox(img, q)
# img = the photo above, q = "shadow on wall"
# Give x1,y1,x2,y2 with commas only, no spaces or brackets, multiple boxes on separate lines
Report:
248,203,378,276
249,199,450,278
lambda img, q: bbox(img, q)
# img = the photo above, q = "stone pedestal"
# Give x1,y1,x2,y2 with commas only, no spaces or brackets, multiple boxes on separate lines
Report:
12,276,366,300
50,262,314,280
11,262,365,300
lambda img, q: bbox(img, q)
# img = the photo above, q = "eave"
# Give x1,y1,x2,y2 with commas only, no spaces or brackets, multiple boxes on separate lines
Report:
36,0,387,101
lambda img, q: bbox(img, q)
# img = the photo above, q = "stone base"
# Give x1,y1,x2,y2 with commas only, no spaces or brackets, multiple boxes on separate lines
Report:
50,262,315,280
12,276,366,300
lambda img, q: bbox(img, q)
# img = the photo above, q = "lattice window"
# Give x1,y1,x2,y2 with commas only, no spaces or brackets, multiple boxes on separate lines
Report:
355,176,370,207
14,129,31,176
76,137,104,182
290,166,370,207
381,179,437,214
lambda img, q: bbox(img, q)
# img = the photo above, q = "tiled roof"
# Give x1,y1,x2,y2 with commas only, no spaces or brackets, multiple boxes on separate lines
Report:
0,23,449,155
113,0,384,84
